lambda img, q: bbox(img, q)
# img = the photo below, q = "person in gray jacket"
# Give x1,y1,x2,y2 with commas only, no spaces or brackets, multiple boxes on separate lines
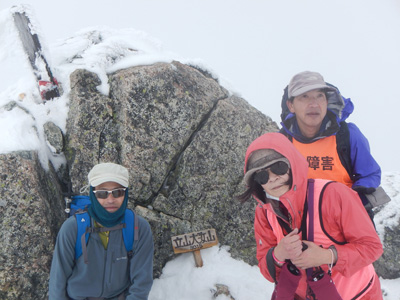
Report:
49,162,154,300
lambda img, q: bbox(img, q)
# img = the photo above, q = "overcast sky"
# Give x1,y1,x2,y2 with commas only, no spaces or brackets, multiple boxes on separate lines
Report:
1,0,400,172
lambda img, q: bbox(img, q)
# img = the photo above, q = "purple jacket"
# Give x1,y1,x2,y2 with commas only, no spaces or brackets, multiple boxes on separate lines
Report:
279,83,381,189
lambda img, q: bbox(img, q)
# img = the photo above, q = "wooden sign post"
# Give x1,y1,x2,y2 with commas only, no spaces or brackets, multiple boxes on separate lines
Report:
171,228,218,267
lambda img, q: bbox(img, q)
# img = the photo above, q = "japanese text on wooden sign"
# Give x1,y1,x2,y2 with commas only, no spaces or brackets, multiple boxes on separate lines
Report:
171,228,218,254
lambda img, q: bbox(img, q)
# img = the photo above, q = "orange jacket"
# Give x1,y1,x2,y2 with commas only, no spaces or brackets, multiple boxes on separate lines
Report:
244,133,383,299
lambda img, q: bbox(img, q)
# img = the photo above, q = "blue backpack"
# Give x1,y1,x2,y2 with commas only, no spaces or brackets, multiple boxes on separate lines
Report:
68,195,138,263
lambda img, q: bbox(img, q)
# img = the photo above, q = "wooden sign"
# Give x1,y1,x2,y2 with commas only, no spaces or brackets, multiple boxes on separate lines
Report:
171,228,218,267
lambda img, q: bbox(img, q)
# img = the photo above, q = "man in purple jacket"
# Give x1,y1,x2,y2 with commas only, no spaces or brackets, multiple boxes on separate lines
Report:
279,71,382,221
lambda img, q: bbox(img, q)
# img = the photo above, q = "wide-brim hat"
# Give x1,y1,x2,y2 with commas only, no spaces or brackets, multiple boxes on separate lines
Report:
244,149,290,186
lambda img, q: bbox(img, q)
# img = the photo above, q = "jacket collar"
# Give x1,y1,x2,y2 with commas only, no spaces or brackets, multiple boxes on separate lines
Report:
280,110,340,143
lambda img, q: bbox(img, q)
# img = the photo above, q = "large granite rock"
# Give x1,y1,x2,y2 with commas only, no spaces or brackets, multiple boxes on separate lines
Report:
64,61,277,278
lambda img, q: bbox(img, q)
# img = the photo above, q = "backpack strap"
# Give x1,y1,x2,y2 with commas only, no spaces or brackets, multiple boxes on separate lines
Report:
306,179,316,281
122,209,138,259
307,179,315,243
75,211,91,261
336,121,352,178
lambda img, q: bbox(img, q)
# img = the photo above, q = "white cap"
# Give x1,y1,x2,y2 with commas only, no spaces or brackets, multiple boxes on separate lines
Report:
88,163,129,187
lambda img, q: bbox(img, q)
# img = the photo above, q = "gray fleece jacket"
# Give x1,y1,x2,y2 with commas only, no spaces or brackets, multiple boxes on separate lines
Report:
48,213,154,300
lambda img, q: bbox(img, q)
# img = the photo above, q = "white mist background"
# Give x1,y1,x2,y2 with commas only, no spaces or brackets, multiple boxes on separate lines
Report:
1,0,400,172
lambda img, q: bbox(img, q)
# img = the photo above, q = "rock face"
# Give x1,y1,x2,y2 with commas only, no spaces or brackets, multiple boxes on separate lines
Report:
0,61,277,299
373,200,400,280
0,152,65,300
1,61,398,299
374,225,400,279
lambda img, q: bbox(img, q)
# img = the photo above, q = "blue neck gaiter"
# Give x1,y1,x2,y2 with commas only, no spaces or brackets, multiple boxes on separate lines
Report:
88,186,128,227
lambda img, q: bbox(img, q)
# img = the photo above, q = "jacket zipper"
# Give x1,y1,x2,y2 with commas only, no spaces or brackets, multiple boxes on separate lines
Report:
100,240,107,297
285,198,296,230
109,251,114,284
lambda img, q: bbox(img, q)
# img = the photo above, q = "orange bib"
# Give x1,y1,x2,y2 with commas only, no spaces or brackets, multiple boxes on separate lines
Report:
293,136,352,187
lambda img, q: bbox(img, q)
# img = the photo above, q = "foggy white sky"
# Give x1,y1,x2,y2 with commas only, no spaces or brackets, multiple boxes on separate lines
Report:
1,0,400,172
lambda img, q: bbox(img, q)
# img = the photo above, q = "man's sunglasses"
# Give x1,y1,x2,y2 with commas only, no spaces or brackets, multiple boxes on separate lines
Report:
93,188,126,199
254,161,289,185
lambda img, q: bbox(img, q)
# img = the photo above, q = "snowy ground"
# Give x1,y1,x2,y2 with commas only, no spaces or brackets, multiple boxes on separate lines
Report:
149,243,400,300
1,5,399,300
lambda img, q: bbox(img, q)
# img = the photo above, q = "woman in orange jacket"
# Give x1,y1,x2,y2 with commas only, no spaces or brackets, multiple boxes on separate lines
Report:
238,132,383,300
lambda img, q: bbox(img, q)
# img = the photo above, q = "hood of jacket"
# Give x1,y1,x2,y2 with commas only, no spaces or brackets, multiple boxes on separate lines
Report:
244,132,309,229
280,82,354,141
280,82,354,123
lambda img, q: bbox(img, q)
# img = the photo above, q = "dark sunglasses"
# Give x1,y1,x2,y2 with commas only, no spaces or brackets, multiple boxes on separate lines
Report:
93,188,126,199
254,161,289,185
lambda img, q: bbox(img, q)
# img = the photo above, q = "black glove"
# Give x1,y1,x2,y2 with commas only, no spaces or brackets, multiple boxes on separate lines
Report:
352,186,376,195
352,186,376,211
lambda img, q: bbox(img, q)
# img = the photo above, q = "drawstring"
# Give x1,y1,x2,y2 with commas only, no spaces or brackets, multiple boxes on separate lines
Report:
86,292,126,300
328,248,334,275
80,184,89,194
